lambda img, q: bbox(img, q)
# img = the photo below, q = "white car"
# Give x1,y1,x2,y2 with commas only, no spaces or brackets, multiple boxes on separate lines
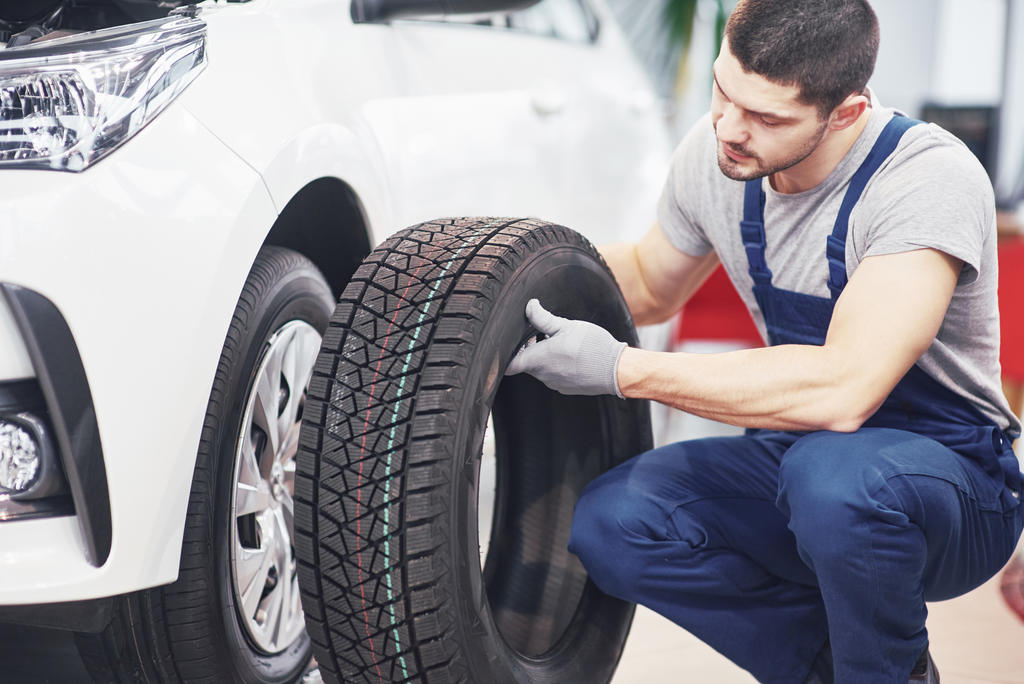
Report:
0,0,668,680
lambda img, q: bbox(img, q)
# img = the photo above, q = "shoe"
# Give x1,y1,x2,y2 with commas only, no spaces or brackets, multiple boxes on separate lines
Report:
909,648,939,683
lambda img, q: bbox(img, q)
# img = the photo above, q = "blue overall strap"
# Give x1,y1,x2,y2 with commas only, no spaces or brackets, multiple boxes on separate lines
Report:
826,115,924,300
741,179,773,285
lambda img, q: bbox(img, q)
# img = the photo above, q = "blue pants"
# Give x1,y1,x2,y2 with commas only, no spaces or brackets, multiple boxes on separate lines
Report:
568,428,1024,683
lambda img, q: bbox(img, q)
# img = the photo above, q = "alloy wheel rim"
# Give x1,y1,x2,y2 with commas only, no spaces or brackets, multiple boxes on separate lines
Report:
478,413,497,568
230,320,321,654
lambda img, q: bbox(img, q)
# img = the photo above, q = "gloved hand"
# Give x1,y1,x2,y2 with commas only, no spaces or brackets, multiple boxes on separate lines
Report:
506,299,627,398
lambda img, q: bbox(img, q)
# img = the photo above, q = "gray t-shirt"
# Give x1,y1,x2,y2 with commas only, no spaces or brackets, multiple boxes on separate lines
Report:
657,104,1020,434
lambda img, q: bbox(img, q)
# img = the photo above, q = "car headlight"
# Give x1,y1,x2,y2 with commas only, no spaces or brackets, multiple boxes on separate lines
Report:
0,15,206,172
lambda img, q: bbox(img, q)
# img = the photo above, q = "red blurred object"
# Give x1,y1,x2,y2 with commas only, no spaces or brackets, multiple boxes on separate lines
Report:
1000,553,1024,624
673,265,762,346
998,238,1024,382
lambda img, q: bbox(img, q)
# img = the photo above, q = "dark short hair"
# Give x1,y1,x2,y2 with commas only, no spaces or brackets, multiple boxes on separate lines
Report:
725,0,879,117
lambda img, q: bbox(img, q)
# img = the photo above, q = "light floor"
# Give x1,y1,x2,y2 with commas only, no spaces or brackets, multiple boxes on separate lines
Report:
614,572,1024,683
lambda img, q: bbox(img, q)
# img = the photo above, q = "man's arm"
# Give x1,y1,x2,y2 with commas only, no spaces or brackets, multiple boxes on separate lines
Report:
600,221,720,326
616,248,962,432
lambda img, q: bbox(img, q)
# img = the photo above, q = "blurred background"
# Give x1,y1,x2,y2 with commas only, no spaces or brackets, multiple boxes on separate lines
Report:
609,0,1021,211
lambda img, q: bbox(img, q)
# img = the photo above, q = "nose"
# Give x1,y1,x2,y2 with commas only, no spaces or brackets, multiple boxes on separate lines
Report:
715,104,748,145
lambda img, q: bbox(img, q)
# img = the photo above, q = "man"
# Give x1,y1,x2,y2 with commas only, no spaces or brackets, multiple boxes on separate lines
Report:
507,0,1024,682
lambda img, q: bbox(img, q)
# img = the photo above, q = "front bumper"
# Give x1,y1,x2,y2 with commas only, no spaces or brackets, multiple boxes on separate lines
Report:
0,99,277,605
1,285,108,566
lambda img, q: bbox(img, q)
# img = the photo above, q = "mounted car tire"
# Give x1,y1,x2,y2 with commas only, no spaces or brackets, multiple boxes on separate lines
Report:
75,246,332,683
295,218,652,683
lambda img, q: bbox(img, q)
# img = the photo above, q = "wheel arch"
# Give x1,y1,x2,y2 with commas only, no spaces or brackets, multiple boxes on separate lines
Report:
262,177,373,298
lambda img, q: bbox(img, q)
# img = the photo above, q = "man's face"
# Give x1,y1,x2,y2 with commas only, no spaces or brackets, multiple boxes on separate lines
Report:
711,38,830,181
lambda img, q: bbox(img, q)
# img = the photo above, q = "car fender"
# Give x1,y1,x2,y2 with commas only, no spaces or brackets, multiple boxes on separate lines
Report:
255,121,395,244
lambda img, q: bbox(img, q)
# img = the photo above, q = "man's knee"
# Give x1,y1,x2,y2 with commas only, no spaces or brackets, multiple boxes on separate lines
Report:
779,431,856,492
569,472,665,599
777,431,893,561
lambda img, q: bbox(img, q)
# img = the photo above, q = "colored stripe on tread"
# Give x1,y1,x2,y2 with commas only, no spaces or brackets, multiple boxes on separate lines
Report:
382,229,486,680
355,222,496,681
355,252,428,682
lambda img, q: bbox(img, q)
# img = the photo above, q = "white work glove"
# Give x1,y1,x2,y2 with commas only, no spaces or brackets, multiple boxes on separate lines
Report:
506,299,627,398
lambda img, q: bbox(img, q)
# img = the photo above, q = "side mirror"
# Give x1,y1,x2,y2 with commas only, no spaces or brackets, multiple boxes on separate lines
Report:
352,0,541,23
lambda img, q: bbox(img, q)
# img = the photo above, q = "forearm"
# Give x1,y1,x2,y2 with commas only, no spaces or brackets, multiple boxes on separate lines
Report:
599,242,669,325
616,344,877,432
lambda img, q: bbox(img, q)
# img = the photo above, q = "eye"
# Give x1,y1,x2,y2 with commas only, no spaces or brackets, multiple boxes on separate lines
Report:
760,117,780,128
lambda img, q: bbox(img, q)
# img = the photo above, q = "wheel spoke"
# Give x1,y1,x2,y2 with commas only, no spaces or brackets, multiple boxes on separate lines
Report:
279,334,301,425
291,327,321,386
287,575,302,637
281,458,296,492
297,330,322,386
238,433,262,486
235,546,263,598
235,480,272,518
263,577,285,649
263,330,286,394
274,337,295,443
280,487,295,539
269,507,294,648
277,330,319,442
238,542,274,621
253,367,281,462
278,421,301,468
273,505,292,556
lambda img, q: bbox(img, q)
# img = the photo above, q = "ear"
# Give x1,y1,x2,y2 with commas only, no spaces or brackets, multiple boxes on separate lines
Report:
828,93,869,131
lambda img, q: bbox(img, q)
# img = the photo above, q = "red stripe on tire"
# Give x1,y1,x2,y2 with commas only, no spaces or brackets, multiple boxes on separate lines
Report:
356,253,428,682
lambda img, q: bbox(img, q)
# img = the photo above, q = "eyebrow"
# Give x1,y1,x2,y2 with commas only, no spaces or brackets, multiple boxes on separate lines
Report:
712,69,800,123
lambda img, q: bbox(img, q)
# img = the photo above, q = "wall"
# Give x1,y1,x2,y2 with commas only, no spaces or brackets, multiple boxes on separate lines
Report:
605,0,1021,204
998,0,1024,205
868,0,940,116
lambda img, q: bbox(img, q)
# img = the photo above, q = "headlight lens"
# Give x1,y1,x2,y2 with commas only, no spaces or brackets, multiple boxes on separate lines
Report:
0,15,206,171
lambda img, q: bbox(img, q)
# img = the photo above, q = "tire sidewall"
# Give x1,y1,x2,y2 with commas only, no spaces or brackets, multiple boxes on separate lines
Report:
210,256,332,683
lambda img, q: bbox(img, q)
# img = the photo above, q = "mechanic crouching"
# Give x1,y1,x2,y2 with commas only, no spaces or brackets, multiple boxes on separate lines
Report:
507,0,1024,682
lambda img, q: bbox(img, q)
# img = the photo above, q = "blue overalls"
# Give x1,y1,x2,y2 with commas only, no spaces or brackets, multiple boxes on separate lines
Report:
568,116,1024,683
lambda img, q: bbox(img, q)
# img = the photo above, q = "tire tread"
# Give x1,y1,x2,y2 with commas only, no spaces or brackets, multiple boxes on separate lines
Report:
295,218,604,683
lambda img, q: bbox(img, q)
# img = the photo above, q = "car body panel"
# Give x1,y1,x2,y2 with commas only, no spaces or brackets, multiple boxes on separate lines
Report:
0,298,33,380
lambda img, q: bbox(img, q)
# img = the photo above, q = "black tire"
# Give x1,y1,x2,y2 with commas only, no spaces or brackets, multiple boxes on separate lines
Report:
76,246,333,683
295,218,652,683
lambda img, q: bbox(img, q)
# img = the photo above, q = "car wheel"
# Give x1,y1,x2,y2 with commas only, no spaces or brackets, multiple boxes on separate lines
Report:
76,246,332,683
295,218,651,683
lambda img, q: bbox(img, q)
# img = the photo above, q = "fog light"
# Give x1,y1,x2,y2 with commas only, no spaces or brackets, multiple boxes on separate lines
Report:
0,420,39,492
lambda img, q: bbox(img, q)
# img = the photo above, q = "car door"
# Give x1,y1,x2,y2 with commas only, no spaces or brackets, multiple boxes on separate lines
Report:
502,0,672,243
355,11,567,229
357,0,669,239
